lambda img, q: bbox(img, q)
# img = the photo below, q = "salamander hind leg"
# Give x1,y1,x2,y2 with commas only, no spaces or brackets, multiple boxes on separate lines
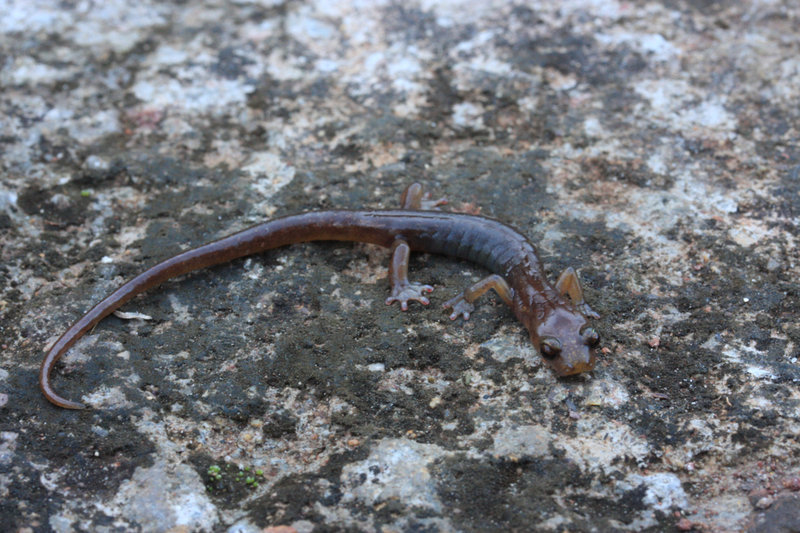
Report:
555,267,600,319
443,274,513,320
385,240,434,311
400,183,447,210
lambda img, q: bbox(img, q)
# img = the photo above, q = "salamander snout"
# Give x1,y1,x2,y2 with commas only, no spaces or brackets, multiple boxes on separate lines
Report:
535,309,599,376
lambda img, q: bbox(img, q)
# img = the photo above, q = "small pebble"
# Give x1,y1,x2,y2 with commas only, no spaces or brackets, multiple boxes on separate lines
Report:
84,155,110,172
755,496,774,509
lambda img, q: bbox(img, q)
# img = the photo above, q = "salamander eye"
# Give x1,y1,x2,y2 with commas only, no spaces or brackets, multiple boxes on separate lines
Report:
582,327,600,347
540,337,562,359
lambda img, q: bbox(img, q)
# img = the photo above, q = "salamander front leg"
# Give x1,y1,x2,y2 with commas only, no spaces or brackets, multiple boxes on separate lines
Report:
384,183,448,311
443,274,513,320
385,240,434,311
555,267,600,319
400,182,447,210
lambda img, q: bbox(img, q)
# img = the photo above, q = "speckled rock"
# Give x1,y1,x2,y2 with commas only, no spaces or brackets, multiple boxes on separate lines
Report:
2,1,799,531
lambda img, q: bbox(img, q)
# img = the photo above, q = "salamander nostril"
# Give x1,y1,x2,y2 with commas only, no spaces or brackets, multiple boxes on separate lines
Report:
581,327,600,347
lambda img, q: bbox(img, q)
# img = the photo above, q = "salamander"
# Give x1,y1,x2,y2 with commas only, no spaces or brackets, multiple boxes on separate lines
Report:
40,183,600,409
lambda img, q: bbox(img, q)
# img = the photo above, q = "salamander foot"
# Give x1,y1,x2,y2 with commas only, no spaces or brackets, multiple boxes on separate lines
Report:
385,282,434,311
442,293,474,320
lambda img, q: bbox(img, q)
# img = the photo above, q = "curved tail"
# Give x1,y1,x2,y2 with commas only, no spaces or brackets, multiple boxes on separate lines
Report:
39,230,267,408
39,210,406,408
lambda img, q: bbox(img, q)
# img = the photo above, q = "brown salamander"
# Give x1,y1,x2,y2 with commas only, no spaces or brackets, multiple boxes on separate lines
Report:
40,183,600,409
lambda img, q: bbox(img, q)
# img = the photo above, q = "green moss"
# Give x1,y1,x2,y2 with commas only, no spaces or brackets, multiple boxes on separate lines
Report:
204,461,266,495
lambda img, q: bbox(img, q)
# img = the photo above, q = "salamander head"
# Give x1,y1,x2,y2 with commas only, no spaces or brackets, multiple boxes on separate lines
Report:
533,307,599,376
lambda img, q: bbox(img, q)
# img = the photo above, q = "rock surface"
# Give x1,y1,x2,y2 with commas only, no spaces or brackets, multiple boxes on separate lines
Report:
1,1,799,531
